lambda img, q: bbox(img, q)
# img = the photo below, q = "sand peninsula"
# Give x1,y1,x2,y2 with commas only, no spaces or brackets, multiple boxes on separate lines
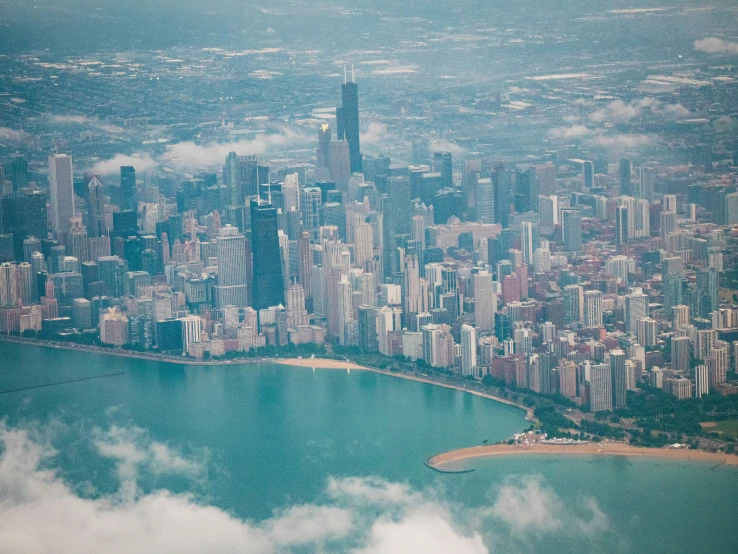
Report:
277,357,535,422
426,441,738,469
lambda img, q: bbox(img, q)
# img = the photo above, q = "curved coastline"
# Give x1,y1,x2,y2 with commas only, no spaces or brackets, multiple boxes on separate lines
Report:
0,337,534,422
426,442,738,469
276,358,536,423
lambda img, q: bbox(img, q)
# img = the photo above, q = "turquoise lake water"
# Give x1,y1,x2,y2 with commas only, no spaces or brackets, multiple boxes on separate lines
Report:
0,342,736,553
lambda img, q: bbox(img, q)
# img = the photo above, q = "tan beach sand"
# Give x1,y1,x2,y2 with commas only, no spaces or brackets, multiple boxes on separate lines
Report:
427,441,738,468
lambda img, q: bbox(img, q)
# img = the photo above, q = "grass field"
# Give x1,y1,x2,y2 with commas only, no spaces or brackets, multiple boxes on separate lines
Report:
703,420,738,439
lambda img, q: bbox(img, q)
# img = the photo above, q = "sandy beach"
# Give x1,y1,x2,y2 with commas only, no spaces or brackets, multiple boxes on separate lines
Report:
277,358,536,422
426,441,738,468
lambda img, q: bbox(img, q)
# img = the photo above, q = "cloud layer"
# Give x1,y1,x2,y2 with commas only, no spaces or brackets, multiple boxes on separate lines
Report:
90,153,159,176
694,38,738,55
590,98,689,124
0,422,612,553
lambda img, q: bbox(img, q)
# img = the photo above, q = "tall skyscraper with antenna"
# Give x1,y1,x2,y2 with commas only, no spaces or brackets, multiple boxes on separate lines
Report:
336,66,362,174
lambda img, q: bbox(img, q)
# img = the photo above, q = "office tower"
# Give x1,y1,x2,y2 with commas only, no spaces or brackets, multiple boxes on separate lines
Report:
377,306,402,355
609,349,627,409
563,284,583,324
637,317,659,347
514,165,537,213
538,195,558,236
328,140,351,192
660,211,676,238
251,201,284,311
632,199,650,237
317,123,331,168
0,263,18,308
561,209,582,253
637,166,655,199
473,270,495,331
583,160,594,189
619,158,631,196
590,363,613,412
403,254,421,318
69,216,89,263
462,159,481,212
49,155,75,234
353,216,374,269
662,256,683,318
213,225,248,309
726,192,738,225
434,151,453,190
520,222,535,265
625,287,648,333
615,206,628,245
492,164,511,228
0,235,12,262
10,156,28,191
584,290,603,328
300,187,322,241
533,247,551,273
671,336,691,372
412,138,431,166
23,236,41,263
336,73,362,173
461,324,477,377
120,166,137,212
87,175,106,237
475,178,494,224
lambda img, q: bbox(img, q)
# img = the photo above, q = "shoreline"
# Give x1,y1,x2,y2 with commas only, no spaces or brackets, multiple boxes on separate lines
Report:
276,358,536,422
0,337,535,421
426,441,738,468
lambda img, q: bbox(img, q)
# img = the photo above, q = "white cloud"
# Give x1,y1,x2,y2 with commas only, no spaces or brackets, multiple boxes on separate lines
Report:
160,134,306,171
590,98,690,124
694,37,738,55
94,425,206,486
360,122,388,145
547,125,591,139
431,139,465,156
354,512,487,554
0,127,32,142
90,153,159,176
0,423,613,554
49,115,94,125
491,475,563,534
588,133,655,150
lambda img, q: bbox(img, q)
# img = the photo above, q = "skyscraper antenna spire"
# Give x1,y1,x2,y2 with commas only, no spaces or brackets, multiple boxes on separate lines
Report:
344,64,347,84
351,64,355,83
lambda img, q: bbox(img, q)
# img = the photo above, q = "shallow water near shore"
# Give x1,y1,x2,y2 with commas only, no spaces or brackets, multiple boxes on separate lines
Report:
1,342,737,553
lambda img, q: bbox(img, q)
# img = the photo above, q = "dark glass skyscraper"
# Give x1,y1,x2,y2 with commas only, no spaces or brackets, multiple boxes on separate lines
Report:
336,76,362,174
120,166,137,211
492,164,512,228
250,200,284,310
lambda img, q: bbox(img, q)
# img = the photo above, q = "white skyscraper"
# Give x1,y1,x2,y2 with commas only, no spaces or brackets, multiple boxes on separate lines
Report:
214,225,248,309
461,324,477,377
584,290,603,328
473,270,495,331
520,222,535,265
49,154,75,234
625,287,648,333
